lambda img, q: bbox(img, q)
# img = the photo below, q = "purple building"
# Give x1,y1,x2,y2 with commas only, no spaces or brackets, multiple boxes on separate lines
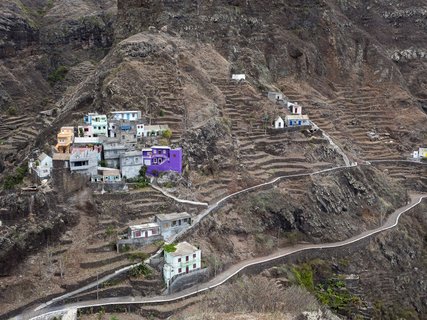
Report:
142,146,183,176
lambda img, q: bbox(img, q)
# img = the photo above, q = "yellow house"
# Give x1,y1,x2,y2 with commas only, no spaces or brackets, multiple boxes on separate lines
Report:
56,127,74,153
419,148,427,159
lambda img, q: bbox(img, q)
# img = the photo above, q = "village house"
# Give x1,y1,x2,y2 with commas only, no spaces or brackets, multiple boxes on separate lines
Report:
55,127,74,153
163,241,201,286
267,91,284,103
120,151,143,179
69,149,98,176
154,212,191,239
142,146,183,176
28,153,52,180
285,114,311,127
110,110,142,121
91,167,122,183
73,137,103,161
77,125,94,138
144,124,170,137
274,116,285,129
84,113,108,137
128,223,161,239
103,139,127,168
116,222,163,252
288,102,302,115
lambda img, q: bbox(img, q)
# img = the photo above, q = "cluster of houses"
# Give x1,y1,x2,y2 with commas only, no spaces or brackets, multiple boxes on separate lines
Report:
28,110,182,182
116,212,200,286
267,92,311,129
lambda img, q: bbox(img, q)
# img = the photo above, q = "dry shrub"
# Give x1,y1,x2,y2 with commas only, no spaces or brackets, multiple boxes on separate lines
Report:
201,276,319,315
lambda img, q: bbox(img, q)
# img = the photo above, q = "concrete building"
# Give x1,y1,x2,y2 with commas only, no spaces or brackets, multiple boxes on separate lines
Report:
73,137,103,161
231,74,246,81
103,139,127,168
163,242,201,286
285,114,311,127
144,124,170,137
28,153,52,180
77,125,94,138
120,151,143,179
414,147,427,160
55,127,74,154
154,212,191,240
267,91,284,103
91,167,122,183
142,146,182,176
111,110,142,121
274,116,284,129
288,102,302,115
84,113,108,137
69,150,98,176
128,223,161,239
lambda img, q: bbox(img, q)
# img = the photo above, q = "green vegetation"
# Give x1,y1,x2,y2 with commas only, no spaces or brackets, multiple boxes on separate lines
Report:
3,165,27,190
127,165,150,188
7,106,17,116
129,263,152,278
162,129,172,140
159,110,165,117
105,225,117,238
127,251,149,262
110,316,119,320
48,66,68,85
98,160,107,167
163,243,177,253
290,261,362,316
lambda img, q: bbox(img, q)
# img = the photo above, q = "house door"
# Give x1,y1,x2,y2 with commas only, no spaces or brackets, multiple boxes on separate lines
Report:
144,231,148,237
186,266,189,273
298,121,302,125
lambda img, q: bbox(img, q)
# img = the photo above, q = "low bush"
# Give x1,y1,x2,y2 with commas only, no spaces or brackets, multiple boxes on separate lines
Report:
3,165,27,190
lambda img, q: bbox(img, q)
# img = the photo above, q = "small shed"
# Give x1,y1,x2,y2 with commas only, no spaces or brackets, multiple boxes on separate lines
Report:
274,116,285,129
231,74,246,81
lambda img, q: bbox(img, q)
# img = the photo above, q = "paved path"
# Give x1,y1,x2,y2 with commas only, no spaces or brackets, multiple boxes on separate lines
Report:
20,160,426,317
19,193,427,320
150,185,209,207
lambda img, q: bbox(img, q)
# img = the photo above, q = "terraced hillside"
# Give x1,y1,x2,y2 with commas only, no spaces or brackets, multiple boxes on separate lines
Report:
188,78,344,204
279,81,425,161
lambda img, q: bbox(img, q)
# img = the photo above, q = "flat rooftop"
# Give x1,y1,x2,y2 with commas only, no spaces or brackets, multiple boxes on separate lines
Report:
168,241,199,257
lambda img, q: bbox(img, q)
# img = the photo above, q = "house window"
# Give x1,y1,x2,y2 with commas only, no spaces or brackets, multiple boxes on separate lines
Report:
158,158,163,164
193,264,196,269
186,256,189,262
178,268,182,273
178,258,181,262
153,158,157,164
134,230,141,238
193,253,196,258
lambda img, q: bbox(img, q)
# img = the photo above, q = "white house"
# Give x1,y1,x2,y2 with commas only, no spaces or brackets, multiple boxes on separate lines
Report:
285,114,311,127
29,153,53,180
77,125,94,138
163,242,201,286
127,223,160,239
110,111,141,121
136,124,145,137
288,102,302,115
231,74,246,81
274,116,284,129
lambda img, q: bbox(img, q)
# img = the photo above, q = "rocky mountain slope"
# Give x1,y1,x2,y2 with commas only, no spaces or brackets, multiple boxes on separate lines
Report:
0,0,426,318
